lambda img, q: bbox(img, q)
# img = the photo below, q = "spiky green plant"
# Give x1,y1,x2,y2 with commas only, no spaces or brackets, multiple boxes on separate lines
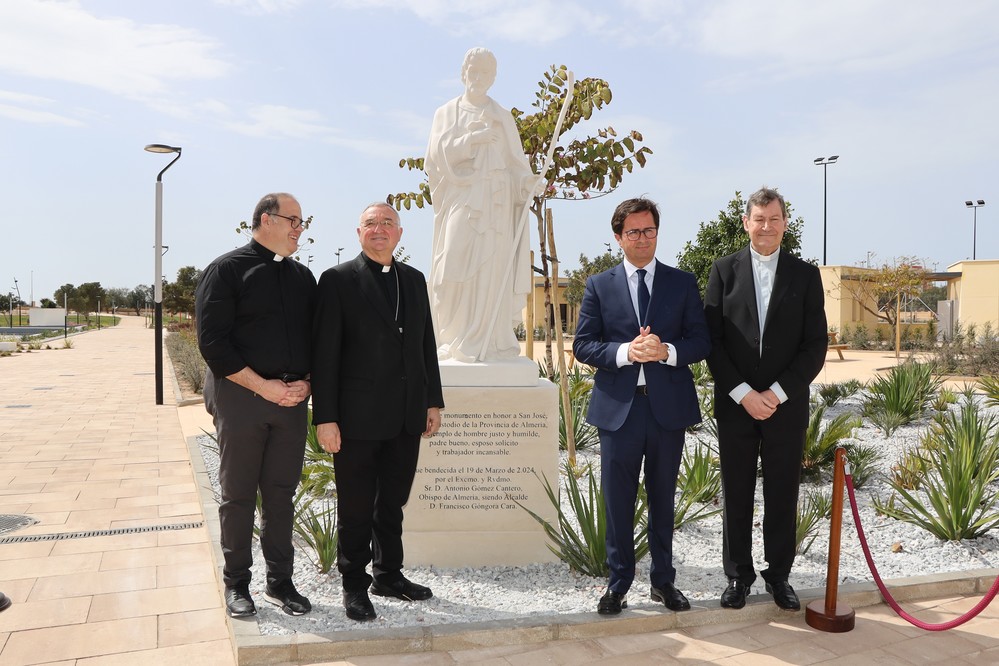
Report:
673,439,722,529
292,490,338,573
796,490,832,554
979,375,999,408
891,447,927,491
844,443,880,489
862,362,941,435
801,405,862,477
518,461,648,577
932,388,958,412
873,401,999,540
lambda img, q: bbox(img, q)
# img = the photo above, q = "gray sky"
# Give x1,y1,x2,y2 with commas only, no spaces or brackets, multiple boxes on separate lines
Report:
2,0,997,304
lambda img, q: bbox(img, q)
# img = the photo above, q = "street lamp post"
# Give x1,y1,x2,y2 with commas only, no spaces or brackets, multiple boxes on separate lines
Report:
814,156,839,265
144,143,183,405
12,278,21,326
964,200,986,260
335,247,344,265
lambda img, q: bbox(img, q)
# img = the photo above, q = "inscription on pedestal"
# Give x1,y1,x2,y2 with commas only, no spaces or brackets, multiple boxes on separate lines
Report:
418,410,545,513
404,383,559,565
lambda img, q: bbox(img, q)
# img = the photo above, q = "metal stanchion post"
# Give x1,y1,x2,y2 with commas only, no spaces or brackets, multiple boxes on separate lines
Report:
806,447,856,632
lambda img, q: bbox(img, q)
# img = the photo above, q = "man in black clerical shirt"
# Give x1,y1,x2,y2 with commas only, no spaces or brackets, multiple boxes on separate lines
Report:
312,202,444,622
196,192,317,618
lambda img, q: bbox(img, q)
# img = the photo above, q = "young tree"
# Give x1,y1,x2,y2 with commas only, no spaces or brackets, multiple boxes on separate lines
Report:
75,282,105,324
563,249,624,306
677,191,806,295
389,64,652,374
834,257,929,358
128,285,152,315
163,266,201,318
104,287,130,313
53,283,75,309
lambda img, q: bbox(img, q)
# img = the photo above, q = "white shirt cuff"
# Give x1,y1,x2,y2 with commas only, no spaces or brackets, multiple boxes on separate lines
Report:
658,342,678,366
615,342,631,367
729,382,752,405
770,382,788,403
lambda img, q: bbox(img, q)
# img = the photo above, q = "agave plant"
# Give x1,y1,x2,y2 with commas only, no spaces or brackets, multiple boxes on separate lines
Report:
518,461,648,577
873,400,999,540
862,362,941,435
801,404,862,478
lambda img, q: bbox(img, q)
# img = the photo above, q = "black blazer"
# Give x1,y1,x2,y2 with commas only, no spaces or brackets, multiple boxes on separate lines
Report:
311,253,444,440
704,247,827,430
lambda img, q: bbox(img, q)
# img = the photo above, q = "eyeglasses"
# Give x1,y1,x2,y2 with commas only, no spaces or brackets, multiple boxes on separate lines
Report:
622,227,658,241
269,212,306,229
361,219,399,231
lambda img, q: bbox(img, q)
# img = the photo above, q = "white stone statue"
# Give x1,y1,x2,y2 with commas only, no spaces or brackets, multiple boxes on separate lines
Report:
425,47,541,363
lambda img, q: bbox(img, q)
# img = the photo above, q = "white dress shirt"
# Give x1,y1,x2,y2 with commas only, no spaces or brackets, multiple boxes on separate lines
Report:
728,246,788,406
614,259,678,385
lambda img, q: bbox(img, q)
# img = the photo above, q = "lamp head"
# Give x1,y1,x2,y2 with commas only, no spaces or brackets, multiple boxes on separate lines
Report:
145,144,181,154
966,201,974,207
828,155,839,163
978,199,986,206
814,157,824,164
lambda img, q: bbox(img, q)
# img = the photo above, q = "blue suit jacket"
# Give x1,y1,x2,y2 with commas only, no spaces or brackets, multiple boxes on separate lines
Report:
573,260,711,432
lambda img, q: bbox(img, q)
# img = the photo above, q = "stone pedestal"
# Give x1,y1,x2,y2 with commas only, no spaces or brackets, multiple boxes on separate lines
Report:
403,373,560,566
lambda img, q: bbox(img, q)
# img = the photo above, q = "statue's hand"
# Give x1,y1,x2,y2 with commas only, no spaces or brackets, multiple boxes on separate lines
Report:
531,175,548,198
469,127,499,145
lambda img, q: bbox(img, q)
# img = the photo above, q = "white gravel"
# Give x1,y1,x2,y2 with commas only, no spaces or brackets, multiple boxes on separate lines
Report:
197,390,999,636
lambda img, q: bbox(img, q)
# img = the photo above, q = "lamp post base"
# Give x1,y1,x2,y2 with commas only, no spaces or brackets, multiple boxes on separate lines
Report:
806,599,855,632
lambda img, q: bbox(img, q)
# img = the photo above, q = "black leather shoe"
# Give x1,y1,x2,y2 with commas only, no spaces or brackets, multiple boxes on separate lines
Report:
766,580,801,611
597,588,627,615
370,576,433,601
0,592,11,613
720,579,750,609
264,579,311,616
650,582,691,611
224,584,256,618
343,589,377,621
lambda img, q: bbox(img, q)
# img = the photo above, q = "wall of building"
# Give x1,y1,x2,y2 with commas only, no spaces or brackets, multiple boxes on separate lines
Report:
946,260,999,331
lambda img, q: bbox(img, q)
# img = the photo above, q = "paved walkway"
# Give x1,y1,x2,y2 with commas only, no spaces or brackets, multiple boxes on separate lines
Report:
1,319,996,664
0,316,234,665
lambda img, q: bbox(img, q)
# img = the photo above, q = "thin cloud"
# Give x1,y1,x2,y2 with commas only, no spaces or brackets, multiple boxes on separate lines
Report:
692,0,999,78
0,102,84,126
212,0,307,14
332,0,608,44
0,0,231,99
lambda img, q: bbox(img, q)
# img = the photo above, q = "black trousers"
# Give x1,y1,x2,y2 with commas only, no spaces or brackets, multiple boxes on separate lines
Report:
207,373,307,587
332,429,421,592
718,412,805,587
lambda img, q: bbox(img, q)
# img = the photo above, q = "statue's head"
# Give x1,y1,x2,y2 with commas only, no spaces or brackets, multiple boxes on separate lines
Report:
461,47,497,98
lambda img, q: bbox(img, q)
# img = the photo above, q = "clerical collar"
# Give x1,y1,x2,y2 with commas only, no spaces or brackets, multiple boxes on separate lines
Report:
250,239,286,262
749,245,779,263
362,253,393,273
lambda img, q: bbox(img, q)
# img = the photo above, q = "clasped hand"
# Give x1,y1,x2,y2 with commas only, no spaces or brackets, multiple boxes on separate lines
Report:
741,389,779,420
264,378,309,408
628,326,668,363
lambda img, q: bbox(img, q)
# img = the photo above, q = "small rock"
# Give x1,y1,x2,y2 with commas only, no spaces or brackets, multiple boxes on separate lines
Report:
891,541,904,553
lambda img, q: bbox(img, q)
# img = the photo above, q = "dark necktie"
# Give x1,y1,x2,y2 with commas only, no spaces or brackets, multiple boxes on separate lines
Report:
636,268,650,326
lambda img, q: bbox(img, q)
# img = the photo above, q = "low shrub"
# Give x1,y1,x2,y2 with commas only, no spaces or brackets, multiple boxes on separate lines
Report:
165,329,207,394
873,400,999,540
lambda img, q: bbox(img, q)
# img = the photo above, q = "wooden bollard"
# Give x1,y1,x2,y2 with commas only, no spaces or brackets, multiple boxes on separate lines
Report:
806,446,856,632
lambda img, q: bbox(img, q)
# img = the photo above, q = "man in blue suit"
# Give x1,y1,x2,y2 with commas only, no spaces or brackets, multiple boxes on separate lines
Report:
573,197,711,615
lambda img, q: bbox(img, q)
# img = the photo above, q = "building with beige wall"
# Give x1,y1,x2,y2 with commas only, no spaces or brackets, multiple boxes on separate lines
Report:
944,259,999,333
820,260,999,339
523,276,577,337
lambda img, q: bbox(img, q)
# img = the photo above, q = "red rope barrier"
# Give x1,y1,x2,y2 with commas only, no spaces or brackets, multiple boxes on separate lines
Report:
845,473,999,630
